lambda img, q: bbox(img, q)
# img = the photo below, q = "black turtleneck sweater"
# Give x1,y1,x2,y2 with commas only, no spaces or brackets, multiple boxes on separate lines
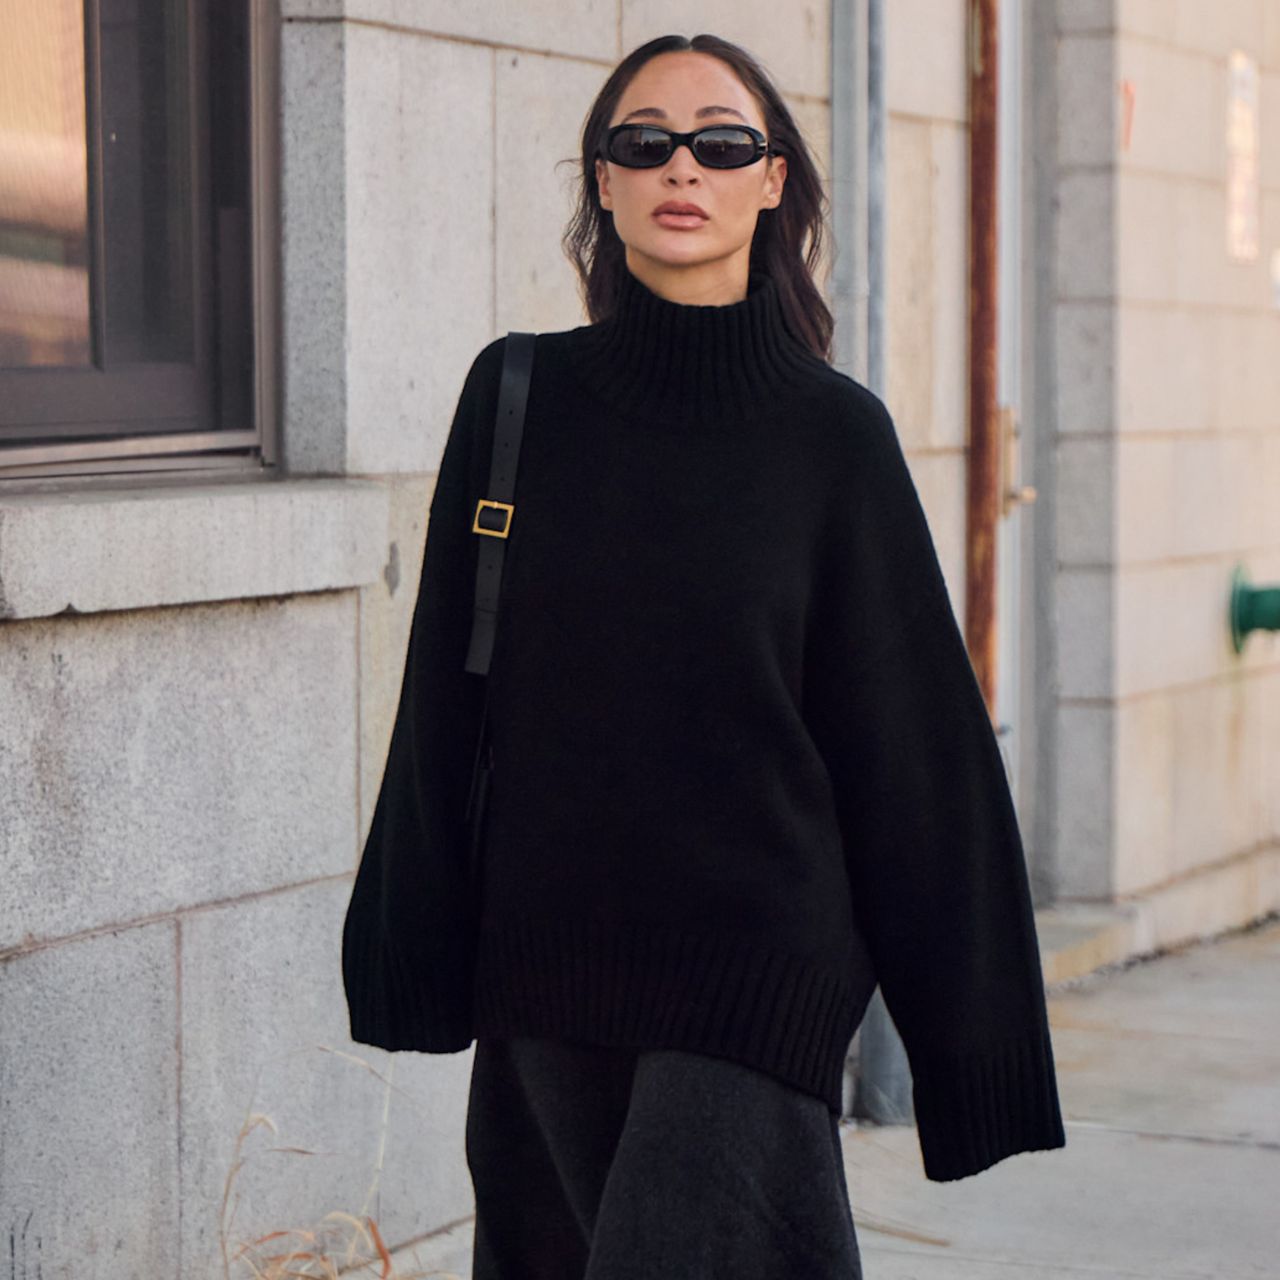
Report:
342,266,1066,1183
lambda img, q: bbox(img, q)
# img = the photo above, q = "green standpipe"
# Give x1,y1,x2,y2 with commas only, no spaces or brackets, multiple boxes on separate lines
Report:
1229,563,1280,655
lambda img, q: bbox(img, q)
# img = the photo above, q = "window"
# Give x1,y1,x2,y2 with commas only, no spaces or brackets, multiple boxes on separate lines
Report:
0,0,279,480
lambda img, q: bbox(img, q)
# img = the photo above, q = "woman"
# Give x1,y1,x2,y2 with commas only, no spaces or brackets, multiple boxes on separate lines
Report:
342,31,1066,1279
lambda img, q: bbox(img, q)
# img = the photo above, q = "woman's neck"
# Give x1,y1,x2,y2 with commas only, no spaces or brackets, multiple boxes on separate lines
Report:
621,250,752,307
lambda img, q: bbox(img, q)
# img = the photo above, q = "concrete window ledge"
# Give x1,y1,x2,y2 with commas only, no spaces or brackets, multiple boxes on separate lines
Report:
0,476,390,621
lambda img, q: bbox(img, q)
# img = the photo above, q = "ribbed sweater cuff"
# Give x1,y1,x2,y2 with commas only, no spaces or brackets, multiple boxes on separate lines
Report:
342,913,474,1054
907,1021,1067,1182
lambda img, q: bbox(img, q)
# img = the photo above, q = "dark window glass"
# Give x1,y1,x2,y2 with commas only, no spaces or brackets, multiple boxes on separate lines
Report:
0,0,268,477
99,0,196,366
0,0,93,367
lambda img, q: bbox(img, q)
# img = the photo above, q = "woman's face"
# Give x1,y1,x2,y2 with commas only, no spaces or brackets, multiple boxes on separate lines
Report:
594,51,787,292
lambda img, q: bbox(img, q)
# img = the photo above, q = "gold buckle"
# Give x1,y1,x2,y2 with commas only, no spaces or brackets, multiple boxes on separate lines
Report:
473,498,514,538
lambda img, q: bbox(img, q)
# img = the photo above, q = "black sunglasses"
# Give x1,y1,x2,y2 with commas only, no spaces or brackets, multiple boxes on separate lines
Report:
600,123,779,170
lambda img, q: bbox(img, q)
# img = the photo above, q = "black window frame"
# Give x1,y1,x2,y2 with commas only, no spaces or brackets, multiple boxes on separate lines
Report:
0,0,281,483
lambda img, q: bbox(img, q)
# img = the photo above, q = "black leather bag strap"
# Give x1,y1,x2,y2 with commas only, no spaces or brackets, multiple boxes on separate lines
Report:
464,331,535,676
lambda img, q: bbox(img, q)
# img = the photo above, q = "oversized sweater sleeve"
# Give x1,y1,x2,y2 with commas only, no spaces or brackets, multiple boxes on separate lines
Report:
804,382,1067,1182
340,338,502,1053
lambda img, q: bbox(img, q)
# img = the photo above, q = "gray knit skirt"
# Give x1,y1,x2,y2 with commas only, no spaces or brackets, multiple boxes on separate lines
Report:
465,1035,863,1279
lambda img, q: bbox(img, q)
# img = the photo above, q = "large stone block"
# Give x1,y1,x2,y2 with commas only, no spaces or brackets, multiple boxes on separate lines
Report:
281,20,349,475
281,20,500,477
344,25,495,476
1263,107,1280,207
1263,435,1280,547
0,593,357,951
1115,435,1189,566
178,878,474,1278
1113,687,1176,895
1058,434,1118,566
1266,6,1280,73
1056,702,1116,898
280,0,617,63
930,121,969,452
0,923,178,1278
495,50,612,334
0,479,387,622
885,116,936,438
885,0,967,124
1115,303,1212,432
1115,0,1177,41
1056,301,1116,436
1115,36,1222,183
1058,169,1116,302
1113,562,1179,696
1113,560,1240,696
619,3,829,99
1163,432,1269,559
358,474,433,844
905,451,968,610
1167,675,1269,877
1172,0,1265,60
1174,180,1264,311
1264,673,1280,840
1057,565,1114,698
1059,0,1115,33
1117,169,1177,302
1214,308,1280,431
1057,33,1116,169
787,90,832,188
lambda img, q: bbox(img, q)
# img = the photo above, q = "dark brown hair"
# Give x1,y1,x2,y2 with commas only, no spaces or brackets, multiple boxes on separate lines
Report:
559,33,834,362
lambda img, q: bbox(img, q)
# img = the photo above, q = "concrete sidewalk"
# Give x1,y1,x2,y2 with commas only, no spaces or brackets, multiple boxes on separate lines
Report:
842,912,1280,1279
401,912,1280,1278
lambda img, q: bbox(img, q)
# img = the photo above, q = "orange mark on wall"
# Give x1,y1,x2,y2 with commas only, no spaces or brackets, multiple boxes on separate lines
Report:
1119,78,1136,151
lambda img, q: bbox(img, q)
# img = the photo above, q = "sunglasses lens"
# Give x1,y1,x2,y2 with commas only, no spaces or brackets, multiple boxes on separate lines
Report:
609,126,673,167
692,127,758,167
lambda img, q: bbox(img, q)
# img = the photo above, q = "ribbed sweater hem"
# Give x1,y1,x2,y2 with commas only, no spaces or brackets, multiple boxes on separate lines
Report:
470,911,863,1114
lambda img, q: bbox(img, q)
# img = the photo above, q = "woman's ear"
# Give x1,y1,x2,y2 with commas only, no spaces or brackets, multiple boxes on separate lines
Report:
763,155,787,210
595,157,612,211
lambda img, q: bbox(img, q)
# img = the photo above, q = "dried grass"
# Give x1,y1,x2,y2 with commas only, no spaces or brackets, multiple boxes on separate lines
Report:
218,1046,465,1280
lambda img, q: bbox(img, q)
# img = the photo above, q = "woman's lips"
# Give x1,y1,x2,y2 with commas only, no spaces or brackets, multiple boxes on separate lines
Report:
653,211,708,229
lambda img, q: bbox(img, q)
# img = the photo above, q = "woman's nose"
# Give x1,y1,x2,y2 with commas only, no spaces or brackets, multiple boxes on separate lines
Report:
664,144,701,180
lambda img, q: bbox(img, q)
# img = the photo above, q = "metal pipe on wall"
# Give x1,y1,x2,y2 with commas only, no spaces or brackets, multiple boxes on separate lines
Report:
865,0,886,400
831,0,916,1126
967,0,1002,710
829,0,868,384
848,0,1010,1132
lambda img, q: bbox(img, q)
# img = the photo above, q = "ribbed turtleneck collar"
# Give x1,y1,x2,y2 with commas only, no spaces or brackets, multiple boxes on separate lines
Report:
570,265,823,428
